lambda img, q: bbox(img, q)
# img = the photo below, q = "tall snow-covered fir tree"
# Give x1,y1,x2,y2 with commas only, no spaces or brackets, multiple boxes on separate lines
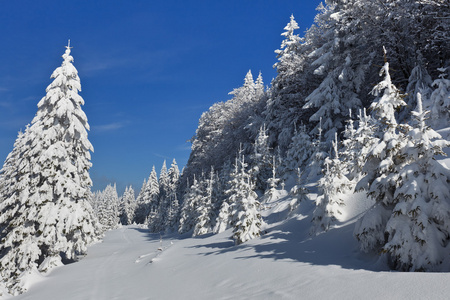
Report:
250,124,273,192
429,67,450,127
265,14,310,150
193,167,218,237
311,134,352,235
165,159,180,231
382,93,450,271
0,42,99,294
178,176,203,234
96,184,120,230
227,152,263,245
354,51,410,253
156,160,170,232
119,186,136,225
135,166,159,226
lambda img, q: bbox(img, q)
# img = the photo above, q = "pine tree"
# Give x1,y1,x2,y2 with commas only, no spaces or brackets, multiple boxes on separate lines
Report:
354,51,410,253
0,42,99,294
97,184,120,229
340,108,377,181
311,134,352,235
265,14,309,150
228,152,263,245
156,160,170,231
250,124,273,192
134,179,147,224
178,177,203,234
165,159,180,231
213,161,233,234
382,93,450,271
135,166,160,226
429,67,450,127
119,186,136,225
307,118,327,181
401,52,433,121
285,124,312,173
193,167,217,236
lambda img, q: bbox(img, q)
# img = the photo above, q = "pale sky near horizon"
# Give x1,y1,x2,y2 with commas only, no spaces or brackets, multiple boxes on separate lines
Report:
0,0,321,194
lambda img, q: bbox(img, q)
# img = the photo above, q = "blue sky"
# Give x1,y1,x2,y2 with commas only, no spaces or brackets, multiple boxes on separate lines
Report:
0,0,321,195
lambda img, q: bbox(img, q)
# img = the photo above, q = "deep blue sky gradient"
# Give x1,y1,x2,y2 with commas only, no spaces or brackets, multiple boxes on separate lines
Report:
0,0,321,194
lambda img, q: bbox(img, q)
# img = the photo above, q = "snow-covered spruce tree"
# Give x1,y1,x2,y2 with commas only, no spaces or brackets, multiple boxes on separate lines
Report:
250,124,273,192
400,52,433,122
265,14,313,151
382,93,450,271
133,179,147,223
193,167,217,237
354,51,410,253
178,177,203,234
264,156,281,202
213,161,233,234
119,186,136,225
307,118,328,181
165,159,180,232
429,67,450,127
303,1,370,144
135,166,159,226
0,42,99,294
311,134,352,235
285,124,312,173
340,108,377,182
228,152,263,245
156,160,170,232
97,184,120,230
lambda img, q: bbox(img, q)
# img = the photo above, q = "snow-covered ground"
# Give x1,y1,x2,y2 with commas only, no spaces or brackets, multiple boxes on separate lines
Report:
8,192,450,300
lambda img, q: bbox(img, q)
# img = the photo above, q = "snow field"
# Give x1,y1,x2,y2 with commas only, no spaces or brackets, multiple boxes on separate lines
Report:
10,189,450,300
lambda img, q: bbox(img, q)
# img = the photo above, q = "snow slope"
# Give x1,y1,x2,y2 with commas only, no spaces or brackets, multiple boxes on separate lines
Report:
8,197,450,300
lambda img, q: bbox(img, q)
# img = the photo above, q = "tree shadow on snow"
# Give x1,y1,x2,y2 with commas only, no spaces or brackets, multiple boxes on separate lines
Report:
189,216,382,272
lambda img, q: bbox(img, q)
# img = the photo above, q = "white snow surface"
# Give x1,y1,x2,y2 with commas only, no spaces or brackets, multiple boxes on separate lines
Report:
7,189,450,300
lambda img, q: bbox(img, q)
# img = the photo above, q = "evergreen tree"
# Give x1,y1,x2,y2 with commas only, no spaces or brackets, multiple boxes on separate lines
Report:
429,67,450,127
193,167,217,236
213,161,233,234
307,118,327,181
119,186,136,225
250,124,272,192
134,179,147,224
265,14,311,150
156,160,170,231
382,93,450,271
354,52,409,253
165,159,180,231
97,184,120,229
311,134,352,235
340,108,377,181
135,166,160,226
228,154,263,245
285,124,312,173
401,52,433,121
0,43,99,294
178,177,203,234
146,166,161,231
